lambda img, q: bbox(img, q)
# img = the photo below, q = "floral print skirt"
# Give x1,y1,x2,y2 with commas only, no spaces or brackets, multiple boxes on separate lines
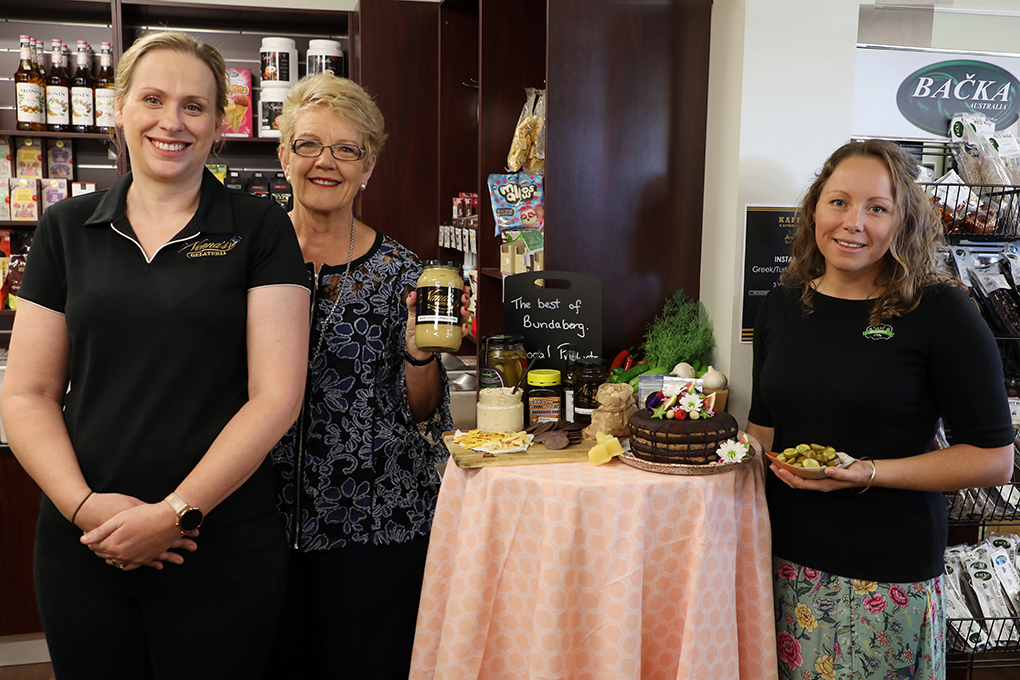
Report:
773,556,945,680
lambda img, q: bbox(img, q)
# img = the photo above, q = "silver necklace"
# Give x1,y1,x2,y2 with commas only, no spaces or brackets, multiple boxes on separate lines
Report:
310,213,356,367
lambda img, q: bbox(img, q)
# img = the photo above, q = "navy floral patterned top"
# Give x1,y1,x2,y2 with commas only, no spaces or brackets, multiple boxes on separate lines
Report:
270,231,452,551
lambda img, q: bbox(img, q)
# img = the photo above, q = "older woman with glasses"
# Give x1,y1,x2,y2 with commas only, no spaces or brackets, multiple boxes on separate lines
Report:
263,73,454,679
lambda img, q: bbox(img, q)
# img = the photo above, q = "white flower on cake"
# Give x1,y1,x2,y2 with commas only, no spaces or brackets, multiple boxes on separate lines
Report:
717,438,750,464
661,382,683,399
679,392,703,414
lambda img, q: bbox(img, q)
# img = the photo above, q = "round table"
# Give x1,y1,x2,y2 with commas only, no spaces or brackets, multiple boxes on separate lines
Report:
411,453,777,679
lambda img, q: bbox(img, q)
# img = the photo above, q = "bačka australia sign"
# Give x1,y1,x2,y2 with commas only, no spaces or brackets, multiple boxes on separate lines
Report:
853,47,1020,140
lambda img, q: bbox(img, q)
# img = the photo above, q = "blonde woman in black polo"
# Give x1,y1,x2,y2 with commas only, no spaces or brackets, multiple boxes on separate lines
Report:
0,32,309,678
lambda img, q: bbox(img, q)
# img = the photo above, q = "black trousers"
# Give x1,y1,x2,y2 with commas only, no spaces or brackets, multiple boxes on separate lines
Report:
34,509,288,680
263,533,431,680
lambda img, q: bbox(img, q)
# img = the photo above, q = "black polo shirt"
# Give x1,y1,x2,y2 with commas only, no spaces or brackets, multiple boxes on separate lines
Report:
19,169,309,526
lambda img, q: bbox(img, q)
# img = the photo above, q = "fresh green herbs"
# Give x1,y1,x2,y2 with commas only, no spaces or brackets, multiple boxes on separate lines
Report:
641,290,715,370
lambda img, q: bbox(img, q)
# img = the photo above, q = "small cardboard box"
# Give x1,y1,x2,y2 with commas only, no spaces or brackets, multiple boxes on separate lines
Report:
0,182,9,221
0,137,12,180
41,178,68,213
222,68,253,138
500,240,526,274
46,139,73,179
10,178,38,220
15,138,43,179
71,182,96,197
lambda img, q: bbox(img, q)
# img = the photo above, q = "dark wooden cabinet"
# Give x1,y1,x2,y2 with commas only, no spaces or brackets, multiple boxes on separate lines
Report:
0,452,43,636
356,0,713,359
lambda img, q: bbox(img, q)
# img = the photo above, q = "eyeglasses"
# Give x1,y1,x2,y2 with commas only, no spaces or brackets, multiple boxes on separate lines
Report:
291,139,367,162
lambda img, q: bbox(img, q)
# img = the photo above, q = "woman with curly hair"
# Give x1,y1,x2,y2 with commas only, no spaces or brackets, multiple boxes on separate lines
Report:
746,139,1013,679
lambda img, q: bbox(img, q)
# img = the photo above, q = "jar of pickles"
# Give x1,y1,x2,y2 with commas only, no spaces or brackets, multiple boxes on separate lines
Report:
479,334,527,389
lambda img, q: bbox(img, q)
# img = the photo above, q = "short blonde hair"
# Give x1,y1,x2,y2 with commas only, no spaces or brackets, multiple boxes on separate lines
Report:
277,72,387,168
115,31,229,118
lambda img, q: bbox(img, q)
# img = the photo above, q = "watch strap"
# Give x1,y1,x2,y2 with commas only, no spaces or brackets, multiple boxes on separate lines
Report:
404,349,437,366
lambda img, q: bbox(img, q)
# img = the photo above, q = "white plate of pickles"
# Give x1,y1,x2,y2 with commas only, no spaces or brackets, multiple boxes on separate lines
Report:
765,443,855,479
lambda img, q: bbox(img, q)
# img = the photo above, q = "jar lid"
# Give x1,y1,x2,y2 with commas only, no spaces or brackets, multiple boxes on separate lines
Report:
483,334,524,347
527,369,561,387
261,37,296,48
423,260,462,271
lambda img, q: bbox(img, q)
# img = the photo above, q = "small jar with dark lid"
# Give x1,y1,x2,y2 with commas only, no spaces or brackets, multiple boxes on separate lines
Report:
525,369,562,425
572,358,604,425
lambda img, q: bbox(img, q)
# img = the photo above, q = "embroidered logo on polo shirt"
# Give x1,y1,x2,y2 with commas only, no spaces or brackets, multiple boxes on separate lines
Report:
862,324,894,341
179,236,241,258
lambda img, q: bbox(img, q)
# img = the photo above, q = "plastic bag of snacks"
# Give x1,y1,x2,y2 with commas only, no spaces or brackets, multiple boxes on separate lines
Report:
488,173,544,234
507,88,545,176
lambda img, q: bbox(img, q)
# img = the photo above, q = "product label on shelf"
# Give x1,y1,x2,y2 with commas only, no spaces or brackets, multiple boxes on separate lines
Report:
95,88,115,128
45,86,70,126
15,82,44,125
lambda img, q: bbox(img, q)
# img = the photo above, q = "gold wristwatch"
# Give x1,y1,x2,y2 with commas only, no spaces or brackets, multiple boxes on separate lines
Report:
164,492,204,533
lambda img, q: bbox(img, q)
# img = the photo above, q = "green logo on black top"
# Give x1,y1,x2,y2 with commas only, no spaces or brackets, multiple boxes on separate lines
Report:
896,60,1020,136
863,324,894,341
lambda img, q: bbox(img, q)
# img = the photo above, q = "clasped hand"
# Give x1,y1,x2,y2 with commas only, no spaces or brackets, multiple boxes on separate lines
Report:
77,492,198,571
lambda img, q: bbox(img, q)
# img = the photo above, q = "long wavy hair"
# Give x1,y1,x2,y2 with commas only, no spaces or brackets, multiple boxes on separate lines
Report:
780,139,958,325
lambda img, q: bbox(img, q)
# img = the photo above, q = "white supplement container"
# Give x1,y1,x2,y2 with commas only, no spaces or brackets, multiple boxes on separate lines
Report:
307,39,344,77
260,37,297,86
259,82,290,138
476,387,524,434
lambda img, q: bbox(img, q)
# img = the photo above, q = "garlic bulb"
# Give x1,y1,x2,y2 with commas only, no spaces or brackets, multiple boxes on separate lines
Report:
701,366,727,391
671,362,695,378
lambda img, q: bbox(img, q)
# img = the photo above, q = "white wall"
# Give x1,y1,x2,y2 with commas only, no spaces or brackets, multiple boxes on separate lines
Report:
702,0,866,426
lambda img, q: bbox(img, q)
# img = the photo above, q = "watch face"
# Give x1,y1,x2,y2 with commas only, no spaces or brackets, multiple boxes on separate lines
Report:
180,508,204,532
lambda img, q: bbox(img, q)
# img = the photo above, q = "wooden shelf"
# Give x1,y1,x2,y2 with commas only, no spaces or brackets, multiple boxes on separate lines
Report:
0,221,38,228
0,130,115,141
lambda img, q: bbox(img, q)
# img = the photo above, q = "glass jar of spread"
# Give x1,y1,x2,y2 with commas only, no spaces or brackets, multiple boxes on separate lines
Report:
476,386,524,433
414,260,463,353
525,369,562,425
479,334,527,389
572,358,604,425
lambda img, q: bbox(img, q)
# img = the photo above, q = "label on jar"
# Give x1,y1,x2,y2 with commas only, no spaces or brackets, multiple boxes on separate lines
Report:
261,51,290,83
479,365,509,389
415,285,460,326
528,395,561,424
574,380,600,417
308,54,343,77
260,99,285,137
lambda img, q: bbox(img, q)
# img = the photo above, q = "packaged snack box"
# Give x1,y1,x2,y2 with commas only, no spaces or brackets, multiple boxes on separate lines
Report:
10,178,38,220
46,139,74,179
0,182,9,221
0,137,11,180
223,69,253,138
41,178,68,213
15,138,43,179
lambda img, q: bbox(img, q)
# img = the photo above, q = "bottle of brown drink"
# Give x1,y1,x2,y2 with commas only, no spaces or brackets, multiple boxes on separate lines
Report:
46,39,70,132
71,40,95,133
15,35,45,131
34,40,46,80
94,43,116,135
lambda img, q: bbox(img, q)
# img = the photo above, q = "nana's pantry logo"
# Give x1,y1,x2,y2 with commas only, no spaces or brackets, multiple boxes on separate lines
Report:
896,60,1020,136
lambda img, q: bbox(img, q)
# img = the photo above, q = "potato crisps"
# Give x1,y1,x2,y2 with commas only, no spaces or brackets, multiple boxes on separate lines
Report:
453,429,533,454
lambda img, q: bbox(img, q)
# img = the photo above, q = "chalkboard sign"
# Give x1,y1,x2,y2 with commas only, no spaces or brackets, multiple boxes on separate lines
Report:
503,271,602,376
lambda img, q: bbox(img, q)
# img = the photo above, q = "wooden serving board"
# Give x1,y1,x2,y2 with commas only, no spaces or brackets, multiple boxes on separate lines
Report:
444,432,597,468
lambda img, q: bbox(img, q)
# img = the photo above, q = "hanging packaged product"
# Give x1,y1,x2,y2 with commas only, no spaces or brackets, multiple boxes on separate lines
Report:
307,39,344,77
260,37,297,86
259,83,289,138
487,173,544,235
507,87,545,175
223,69,253,138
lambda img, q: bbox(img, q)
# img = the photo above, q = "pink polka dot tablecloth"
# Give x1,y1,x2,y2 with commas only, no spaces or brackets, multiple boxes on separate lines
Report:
410,455,777,679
